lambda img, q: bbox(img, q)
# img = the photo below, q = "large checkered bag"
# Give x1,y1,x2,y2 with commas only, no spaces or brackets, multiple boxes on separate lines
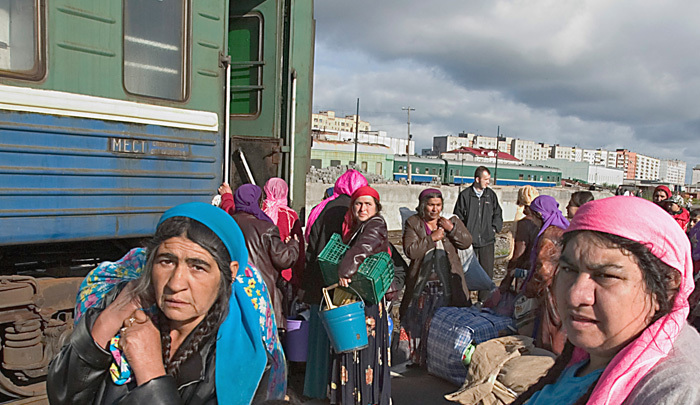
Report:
426,307,516,386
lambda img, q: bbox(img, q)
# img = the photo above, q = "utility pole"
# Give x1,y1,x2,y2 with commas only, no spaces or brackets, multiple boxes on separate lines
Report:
402,106,415,184
493,125,500,185
353,98,359,165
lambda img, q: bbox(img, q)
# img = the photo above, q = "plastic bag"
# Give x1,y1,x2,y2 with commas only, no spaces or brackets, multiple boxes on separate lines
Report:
459,246,496,292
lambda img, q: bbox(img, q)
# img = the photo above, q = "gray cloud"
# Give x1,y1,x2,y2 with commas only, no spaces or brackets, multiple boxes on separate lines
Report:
312,0,700,171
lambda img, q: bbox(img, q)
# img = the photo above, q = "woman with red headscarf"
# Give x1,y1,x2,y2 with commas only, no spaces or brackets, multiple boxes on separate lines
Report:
302,170,367,399
513,196,700,405
329,186,391,405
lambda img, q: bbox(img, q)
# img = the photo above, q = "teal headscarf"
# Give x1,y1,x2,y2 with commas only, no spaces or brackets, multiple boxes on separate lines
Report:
159,202,266,404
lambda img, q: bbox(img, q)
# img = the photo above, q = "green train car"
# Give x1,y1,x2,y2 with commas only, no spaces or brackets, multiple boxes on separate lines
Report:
393,155,562,187
0,0,313,398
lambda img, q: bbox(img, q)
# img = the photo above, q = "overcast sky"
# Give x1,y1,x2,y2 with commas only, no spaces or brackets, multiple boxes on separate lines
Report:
312,0,700,180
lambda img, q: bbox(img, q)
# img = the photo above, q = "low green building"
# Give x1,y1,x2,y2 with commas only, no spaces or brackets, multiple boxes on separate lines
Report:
310,139,394,178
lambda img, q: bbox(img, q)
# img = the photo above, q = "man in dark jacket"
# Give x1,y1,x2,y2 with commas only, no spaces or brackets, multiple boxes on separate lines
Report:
454,166,503,301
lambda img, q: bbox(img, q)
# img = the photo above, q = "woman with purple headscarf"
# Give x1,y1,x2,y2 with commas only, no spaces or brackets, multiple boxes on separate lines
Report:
523,195,570,354
229,184,299,330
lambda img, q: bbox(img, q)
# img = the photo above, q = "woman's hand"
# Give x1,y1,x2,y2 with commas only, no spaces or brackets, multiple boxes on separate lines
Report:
91,282,141,349
218,183,232,196
438,217,454,232
431,227,445,242
121,309,166,386
339,277,352,287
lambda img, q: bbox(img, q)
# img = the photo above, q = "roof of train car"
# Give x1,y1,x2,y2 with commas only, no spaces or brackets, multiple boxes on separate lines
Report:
393,155,447,165
442,158,562,173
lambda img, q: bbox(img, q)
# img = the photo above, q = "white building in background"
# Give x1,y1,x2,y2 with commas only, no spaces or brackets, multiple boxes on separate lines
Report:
659,159,687,185
692,165,700,184
531,159,625,186
581,148,616,167
432,133,474,154
498,137,513,153
312,129,414,155
634,154,660,181
312,110,371,133
510,139,537,161
533,143,552,161
472,135,499,150
551,145,581,161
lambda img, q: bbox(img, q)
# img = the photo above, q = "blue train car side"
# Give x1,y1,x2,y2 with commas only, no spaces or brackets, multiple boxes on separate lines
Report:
0,110,220,245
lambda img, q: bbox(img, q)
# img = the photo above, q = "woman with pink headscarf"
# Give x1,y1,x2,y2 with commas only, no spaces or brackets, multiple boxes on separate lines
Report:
301,169,367,399
262,178,305,291
513,196,700,405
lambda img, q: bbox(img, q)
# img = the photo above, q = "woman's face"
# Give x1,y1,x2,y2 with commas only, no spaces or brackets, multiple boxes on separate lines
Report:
152,236,222,328
555,232,659,365
353,196,377,222
423,197,443,220
653,189,668,203
566,200,578,219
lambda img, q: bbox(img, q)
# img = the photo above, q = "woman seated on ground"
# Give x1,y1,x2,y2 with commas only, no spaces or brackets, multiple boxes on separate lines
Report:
400,188,472,365
514,196,700,405
330,186,392,405
565,191,594,220
48,202,286,404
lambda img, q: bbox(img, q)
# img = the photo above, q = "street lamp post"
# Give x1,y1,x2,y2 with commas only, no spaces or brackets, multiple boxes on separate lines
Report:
402,107,415,184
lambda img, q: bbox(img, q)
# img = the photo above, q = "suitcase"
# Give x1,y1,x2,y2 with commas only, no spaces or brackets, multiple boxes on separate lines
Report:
426,307,516,386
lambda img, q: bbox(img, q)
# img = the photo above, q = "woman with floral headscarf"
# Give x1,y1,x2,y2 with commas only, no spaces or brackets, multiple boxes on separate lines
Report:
49,203,287,404
329,185,391,405
513,196,700,405
302,169,367,399
262,178,305,295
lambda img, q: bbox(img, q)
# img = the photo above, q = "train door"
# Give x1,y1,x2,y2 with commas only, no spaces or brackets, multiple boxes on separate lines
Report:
225,0,313,211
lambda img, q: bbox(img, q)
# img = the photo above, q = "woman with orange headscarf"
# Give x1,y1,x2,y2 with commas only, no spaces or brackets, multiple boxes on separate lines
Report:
329,186,391,405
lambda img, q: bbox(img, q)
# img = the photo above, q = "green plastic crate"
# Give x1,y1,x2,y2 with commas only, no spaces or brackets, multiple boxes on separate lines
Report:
318,233,350,285
318,233,395,304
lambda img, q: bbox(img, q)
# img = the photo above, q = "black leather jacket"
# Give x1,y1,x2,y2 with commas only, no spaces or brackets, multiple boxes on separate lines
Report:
47,285,270,405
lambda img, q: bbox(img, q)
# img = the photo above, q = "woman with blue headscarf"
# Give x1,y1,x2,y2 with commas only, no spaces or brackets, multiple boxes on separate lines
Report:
48,203,286,404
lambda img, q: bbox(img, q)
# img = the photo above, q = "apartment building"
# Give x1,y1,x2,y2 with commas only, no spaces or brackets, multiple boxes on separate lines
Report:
510,139,537,161
312,110,371,133
472,135,499,150
659,159,686,185
615,149,637,180
432,133,474,154
634,153,660,181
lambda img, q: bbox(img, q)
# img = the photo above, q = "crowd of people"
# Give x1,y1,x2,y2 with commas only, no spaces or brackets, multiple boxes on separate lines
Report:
46,168,700,404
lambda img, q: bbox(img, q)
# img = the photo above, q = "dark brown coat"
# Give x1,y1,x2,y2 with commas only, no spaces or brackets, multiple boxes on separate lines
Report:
400,214,473,319
233,211,299,329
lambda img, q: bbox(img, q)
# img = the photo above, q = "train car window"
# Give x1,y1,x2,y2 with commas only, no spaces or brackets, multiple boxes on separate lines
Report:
519,174,524,180
0,0,45,80
229,14,262,116
376,162,382,174
361,162,368,171
123,0,187,101
310,159,322,169
330,159,340,167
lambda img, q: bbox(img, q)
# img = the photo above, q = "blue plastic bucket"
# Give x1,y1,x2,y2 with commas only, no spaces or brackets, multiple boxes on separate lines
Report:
319,298,368,353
